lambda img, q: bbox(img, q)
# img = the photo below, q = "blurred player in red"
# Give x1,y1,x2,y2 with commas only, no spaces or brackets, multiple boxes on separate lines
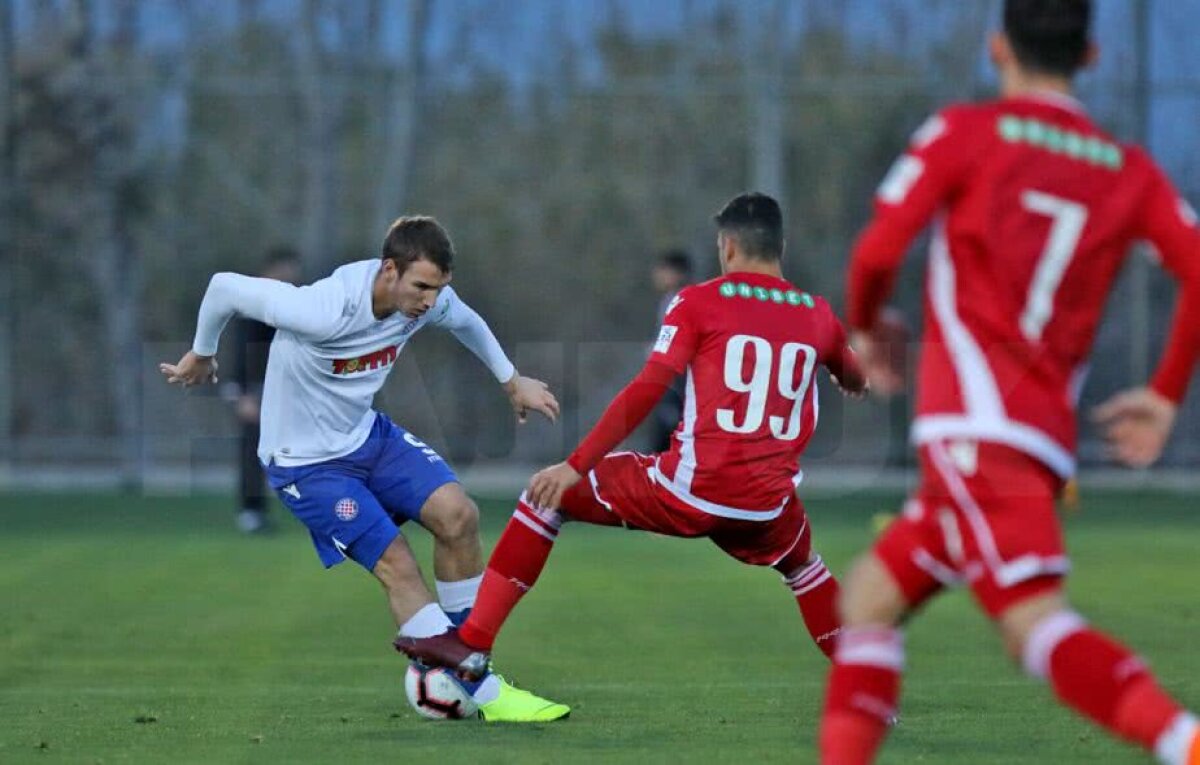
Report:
399,192,867,685
820,2,1200,763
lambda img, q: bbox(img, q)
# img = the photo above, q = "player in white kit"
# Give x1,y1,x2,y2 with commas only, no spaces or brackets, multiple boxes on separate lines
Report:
160,216,570,720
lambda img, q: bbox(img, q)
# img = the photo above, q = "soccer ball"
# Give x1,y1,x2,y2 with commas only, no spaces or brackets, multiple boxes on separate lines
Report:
404,663,479,720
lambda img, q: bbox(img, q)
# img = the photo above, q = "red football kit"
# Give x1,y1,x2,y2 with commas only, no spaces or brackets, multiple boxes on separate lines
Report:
847,91,1200,614
446,270,863,660
821,92,1200,765
561,272,863,568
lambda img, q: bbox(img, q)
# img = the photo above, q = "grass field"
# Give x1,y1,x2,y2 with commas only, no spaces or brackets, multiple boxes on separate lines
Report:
0,488,1196,764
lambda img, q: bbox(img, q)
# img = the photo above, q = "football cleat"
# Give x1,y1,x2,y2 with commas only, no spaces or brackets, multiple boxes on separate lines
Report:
394,629,490,681
479,677,570,723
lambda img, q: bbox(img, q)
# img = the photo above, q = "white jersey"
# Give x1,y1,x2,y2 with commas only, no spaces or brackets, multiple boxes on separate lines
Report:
191,259,515,467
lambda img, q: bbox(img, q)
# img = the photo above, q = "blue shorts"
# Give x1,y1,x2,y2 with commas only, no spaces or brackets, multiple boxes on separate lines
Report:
265,413,457,571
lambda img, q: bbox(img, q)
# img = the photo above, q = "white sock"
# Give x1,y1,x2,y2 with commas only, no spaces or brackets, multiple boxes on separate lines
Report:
1156,712,1198,765
397,603,452,638
436,575,482,614
471,673,500,705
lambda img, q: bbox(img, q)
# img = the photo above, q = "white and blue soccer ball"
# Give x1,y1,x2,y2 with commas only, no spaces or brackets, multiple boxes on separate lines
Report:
404,663,479,720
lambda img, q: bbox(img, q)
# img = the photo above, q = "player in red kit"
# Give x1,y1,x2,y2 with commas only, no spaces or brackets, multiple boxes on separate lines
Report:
398,193,867,698
819,2,1200,764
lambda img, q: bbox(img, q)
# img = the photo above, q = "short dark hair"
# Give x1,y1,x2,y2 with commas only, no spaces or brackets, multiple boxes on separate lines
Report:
656,249,694,278
381,216,455,274
1004,0,1091,78
713,192,784,261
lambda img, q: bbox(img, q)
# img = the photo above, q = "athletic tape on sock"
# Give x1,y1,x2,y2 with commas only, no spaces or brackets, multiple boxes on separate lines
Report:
1155,713,1199,765
836,627,905,671
1022,610,1086,680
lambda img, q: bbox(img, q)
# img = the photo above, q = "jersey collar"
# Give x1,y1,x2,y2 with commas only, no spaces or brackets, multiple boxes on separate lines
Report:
723,271,790,287
1011,89,1088,116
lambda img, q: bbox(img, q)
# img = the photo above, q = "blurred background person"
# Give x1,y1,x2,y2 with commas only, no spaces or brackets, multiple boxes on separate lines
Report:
648,249,694,452
225,247,302,534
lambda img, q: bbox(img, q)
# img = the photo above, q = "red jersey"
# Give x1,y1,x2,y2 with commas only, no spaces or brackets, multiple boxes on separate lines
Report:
638,273,856,518
848,92,1200,477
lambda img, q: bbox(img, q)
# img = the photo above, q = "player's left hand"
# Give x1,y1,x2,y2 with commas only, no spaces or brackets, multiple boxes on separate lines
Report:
527,462,581,510
505,374,560,424
1092,387,1177,469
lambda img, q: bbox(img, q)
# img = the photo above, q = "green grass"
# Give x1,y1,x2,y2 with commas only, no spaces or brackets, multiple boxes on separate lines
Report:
0,488,1196,764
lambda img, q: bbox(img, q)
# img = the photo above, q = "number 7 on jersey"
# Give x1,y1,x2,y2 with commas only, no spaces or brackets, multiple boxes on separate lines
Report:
1020,190,1089,342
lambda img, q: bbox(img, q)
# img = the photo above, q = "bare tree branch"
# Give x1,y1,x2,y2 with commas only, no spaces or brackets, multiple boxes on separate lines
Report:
294,0,344,273
371,0,432,234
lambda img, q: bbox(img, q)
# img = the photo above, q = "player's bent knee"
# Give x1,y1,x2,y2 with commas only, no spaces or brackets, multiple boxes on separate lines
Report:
839,553,907,627
1017,609,1087,680
439,500,479,542
421,486,479,543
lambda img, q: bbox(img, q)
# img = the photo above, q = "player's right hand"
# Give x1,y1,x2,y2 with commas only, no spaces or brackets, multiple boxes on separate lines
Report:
527,461,581,510
160,351,219,388
849,311,908,397
1091,387,1177,469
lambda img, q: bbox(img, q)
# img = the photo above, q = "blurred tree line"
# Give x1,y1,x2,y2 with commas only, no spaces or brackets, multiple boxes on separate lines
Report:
1,0,1194,486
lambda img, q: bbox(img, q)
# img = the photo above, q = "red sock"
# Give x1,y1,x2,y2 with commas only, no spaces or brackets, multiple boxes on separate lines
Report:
458,501,561,652
1027,613,1192,758
819,627,903,765
784,556,842,659
1114,676,1186,750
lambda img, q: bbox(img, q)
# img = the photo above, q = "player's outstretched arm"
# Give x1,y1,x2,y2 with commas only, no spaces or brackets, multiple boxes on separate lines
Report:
846,221,918,397
846,110,979,395
525,361,676,509
161,271,342,390
1099,158,1200,468
568,363,674,469
194,272,344,353
847,111,970,329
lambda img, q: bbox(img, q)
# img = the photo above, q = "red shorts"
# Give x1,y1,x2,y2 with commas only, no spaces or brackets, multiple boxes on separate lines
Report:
874,439,1069,618
559,452,812,571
